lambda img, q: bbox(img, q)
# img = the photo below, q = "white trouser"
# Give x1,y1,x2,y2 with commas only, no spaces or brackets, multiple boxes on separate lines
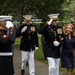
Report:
21,51,35,75
47,57,60,75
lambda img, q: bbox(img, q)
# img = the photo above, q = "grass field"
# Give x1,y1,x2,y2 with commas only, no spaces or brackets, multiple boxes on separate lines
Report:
15,34,75,75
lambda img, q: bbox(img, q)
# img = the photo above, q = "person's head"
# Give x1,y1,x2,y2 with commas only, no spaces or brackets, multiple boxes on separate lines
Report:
51,20,57,26
0,21,7,31
25,20,31,25
23,15,32,25
41,19,47,24
48,14,59,26
0,15,13,27
63,23,75,35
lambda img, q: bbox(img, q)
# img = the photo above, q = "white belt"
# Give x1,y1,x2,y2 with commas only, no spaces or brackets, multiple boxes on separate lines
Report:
0,52,13,56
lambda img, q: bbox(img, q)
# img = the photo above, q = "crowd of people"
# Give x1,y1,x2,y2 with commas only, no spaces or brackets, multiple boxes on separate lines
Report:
0,14,75,75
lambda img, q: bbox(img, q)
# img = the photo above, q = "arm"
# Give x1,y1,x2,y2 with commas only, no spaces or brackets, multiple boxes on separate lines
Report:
7,26,16,43
0,27,16,44
16,25,23,37
30,25,39,47
33,26,39,50
38,25,48,34
34,28,39,47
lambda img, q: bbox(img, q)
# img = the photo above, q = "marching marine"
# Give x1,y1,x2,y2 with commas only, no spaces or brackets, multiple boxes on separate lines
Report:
16,15,39,75
40,19,47,60
0,16,16,75
38,14,63,75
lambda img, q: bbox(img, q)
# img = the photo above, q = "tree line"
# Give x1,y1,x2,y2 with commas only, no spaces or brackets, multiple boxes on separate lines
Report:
0,0,74,24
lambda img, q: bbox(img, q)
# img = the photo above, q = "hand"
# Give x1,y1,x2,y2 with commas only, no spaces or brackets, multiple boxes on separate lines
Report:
53,41,60,47
48,19,53,25
35,46,39,51
3,35,8,38
6,21,14,29
60,38,64,40
30,26,35,32
21,26,27,33
35,47,38,50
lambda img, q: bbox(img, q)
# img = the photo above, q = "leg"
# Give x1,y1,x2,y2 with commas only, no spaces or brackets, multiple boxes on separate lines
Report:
41,36,47,60
26,61,28,66
42,43,47,60
47,57,56,75
54,58,60,75
29,51,35,75
21,51,29,75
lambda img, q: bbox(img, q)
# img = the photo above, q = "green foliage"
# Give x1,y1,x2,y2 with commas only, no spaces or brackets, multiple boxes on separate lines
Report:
14,38,21,49
0,0,75,25
60,0,75,21
0,0,68,22
33,22,41,29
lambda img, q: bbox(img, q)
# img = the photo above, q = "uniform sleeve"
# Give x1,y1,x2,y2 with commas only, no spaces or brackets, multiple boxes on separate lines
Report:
16,25,22,37
60,39,64,46
38,25,48,34
7,27,16,43
34,26,39,47
0,27,16,44
0,34,5,43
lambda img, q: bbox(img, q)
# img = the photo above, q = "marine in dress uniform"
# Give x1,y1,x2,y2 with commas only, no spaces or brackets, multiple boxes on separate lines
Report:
38,14,63,75
40,19,47,60
0,16,16,75
16,15,39,75
5,16,15,54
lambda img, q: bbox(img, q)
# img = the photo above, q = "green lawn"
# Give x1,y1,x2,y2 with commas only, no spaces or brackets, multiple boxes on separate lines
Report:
15,35,75,75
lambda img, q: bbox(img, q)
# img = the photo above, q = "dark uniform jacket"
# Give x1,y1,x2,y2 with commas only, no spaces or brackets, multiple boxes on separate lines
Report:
16,23,38,51
0,27,16,52
0,27,16,75
40,23,46,43
38,24,63,58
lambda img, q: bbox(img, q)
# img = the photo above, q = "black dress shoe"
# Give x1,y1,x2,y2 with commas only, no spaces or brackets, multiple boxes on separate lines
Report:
21,69,25,75
26,62,28,66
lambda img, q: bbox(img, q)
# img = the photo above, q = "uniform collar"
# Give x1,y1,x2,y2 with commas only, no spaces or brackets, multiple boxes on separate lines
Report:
50,24,57,28
25,23,31,26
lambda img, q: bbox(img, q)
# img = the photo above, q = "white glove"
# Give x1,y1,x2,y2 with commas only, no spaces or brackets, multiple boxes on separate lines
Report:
21,26,27,33
6,21,14,29
53,41,60,47
35,46,39,51
48,19,53,25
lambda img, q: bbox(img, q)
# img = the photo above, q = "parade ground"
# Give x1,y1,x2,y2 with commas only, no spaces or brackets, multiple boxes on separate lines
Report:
14,47,63,75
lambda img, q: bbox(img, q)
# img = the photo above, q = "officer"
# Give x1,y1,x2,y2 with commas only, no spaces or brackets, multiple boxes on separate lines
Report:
40,19,47,60
5,16,15,55
0,16,16,75
38,14,63,75
16,15,39,75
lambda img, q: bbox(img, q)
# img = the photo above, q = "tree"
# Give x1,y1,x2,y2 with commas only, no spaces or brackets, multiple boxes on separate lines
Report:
0,0,72,24
60,0,74,21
